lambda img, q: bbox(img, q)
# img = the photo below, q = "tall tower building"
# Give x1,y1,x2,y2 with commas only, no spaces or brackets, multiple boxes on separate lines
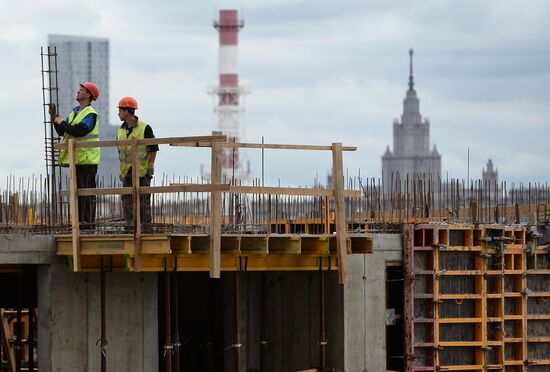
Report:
48,34,118,180
482,159,498,184
211,10,250,179
381,49,441,192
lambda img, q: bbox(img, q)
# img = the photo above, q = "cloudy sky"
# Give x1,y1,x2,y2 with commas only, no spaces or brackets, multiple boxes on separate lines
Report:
1,0,549,186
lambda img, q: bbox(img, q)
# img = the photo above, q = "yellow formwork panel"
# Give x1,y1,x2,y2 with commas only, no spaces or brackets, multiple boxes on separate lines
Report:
57,234,171,256
124,254,338,272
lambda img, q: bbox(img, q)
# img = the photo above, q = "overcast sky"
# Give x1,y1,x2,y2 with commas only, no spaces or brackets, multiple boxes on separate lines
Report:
1,0,549,186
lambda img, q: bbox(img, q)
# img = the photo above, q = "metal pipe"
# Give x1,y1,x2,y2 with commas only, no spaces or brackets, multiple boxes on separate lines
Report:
164,265,172,371
16,271,22,372
233,270,241,372
28,301,34,372
260,272,267,372
319,257,326,369
171,268,180,372
100,259,107,372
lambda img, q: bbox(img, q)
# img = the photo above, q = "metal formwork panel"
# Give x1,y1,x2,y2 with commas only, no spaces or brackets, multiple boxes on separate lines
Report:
404,223,546,372
405,224,436,371
436,225,484,372
525,243,550,370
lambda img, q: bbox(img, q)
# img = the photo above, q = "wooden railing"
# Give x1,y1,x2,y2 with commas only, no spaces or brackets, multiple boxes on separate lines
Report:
55,132,359,283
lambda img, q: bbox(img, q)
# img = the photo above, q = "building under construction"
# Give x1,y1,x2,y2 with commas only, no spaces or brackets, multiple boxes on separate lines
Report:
1,12,549,372
2,115,550,372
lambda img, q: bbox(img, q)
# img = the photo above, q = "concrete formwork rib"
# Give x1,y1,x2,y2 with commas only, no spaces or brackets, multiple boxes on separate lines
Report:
55,233,373,272
405,223,550,372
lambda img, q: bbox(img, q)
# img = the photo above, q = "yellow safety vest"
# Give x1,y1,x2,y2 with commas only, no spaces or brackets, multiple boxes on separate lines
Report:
117,120,150,178
59,106,100,166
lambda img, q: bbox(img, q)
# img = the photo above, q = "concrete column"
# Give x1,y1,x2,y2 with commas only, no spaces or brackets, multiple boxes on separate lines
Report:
344,234,402,372
38,258,158,372
38,258,88,372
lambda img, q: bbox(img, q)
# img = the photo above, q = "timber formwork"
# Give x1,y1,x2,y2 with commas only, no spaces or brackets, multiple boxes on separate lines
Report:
405,224,550,372
55,233,373,272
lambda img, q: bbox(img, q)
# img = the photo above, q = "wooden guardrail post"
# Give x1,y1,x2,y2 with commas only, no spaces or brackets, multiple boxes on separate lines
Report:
210,131,222,278
331,143,348,284
132,137,143,271
68,138,81,271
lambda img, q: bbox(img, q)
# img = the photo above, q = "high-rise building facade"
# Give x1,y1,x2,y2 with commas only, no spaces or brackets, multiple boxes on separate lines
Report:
381,49,441,192
48,34,118,180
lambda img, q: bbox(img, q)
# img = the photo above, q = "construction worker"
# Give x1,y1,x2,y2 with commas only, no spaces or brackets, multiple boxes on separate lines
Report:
52,82,100,230
117,97,158,231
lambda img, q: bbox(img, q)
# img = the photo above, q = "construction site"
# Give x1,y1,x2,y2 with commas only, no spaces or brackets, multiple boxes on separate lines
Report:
1,8,549,372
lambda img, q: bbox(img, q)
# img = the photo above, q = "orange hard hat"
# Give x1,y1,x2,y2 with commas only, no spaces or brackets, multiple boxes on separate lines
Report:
80,82,100,101
118,96,139,110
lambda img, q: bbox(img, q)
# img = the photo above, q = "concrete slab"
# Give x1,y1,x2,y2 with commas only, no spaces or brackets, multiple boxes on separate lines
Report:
0,235,55,264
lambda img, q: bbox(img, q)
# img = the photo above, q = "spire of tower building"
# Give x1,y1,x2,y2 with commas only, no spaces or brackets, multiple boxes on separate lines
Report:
408,48,414,91
381,49,442,191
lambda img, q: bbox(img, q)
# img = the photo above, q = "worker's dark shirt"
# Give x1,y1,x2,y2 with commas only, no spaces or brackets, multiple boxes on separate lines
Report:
54,105,97,137
120,117,159,152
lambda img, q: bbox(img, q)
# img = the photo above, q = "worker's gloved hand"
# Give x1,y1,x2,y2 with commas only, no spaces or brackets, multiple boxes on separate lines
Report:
53,114,63,125
48,104,57,119
146,166,154,177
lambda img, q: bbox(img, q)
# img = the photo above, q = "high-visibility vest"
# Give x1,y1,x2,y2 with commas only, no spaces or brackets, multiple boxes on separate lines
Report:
117,120,150,178
59,106,100,166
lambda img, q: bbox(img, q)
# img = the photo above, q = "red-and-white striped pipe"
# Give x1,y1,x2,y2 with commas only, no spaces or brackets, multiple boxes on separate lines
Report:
216,10,241,88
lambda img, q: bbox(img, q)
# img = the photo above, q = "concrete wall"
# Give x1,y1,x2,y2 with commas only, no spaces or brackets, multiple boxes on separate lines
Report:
223,270,345,372
0,235,55,264
1,232,404,372
37,258,158,372
344,234,403,372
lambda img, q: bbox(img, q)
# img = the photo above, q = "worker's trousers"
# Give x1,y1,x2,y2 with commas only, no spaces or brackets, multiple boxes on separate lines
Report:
75,165,97,229
121,174,152,230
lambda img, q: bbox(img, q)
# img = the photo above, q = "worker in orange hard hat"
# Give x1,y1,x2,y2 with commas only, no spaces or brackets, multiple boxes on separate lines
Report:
116,96,158,232
52,81,101,230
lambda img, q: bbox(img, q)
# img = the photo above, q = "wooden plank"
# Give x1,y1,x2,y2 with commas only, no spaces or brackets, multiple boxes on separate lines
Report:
331,143,348,284
438,341,483,347
132,138,142,271
438,318,482,324
230,185,360,198
60,183,231,197
176,141,357,151
60,187,133,196
55,134,227,149
61,184,359,198
526,360,550,365
68,139,81,272
222,142,357,151
143,184,231,193
210,131,222,278
0,309,16,372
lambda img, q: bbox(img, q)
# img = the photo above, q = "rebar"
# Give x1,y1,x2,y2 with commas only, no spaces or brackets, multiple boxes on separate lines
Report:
0,173,550,235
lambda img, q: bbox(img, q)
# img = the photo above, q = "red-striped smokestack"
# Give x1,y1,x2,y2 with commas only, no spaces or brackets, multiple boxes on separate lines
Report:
217,10,240,90
213,9,245,172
